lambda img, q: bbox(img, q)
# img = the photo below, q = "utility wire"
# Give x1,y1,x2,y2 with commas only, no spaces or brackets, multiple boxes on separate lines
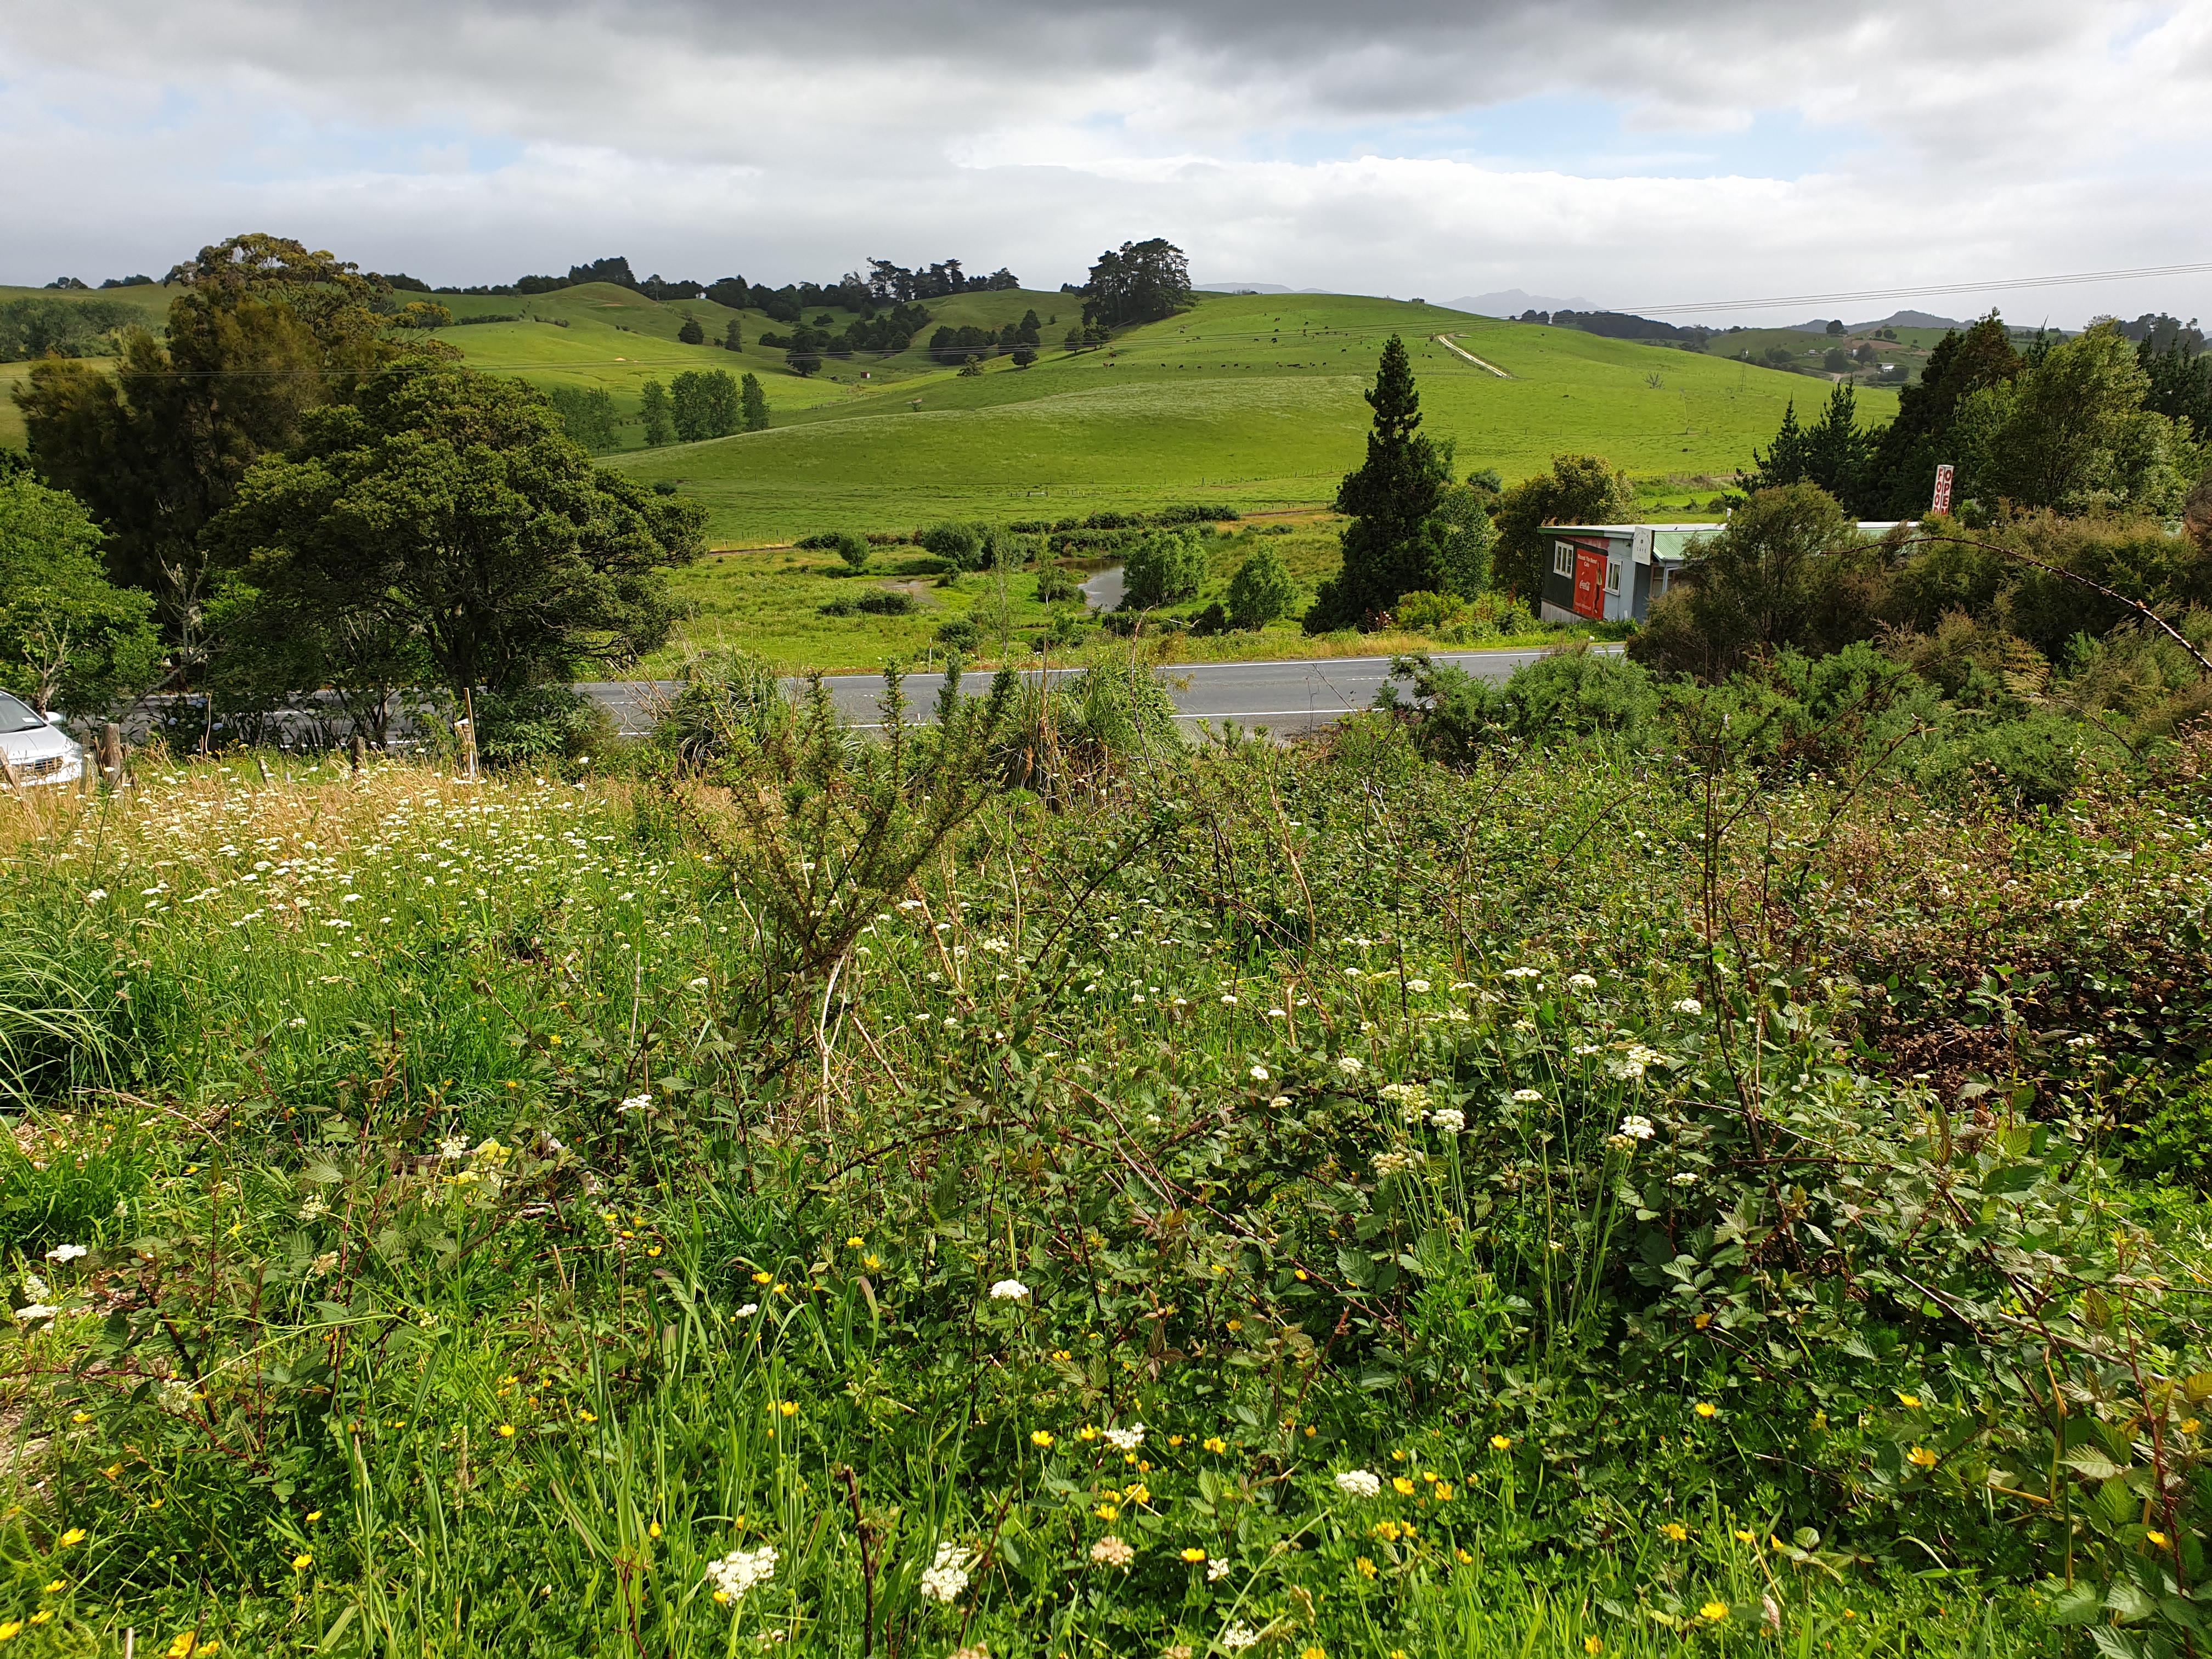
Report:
1616,259,2212,317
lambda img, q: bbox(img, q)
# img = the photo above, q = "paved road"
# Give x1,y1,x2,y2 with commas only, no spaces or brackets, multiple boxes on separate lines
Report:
582,645,1609,738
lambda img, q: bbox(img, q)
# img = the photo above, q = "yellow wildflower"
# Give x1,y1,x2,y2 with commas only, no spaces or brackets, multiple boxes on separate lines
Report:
1204,1436,1227,1454
1694,1402,1717,1419
1433,1483,1454,1502
1661,1522,1688,1542
1700,1602,1729,1623
864,1254,881,1269
847,1237,864,1248
1908,1446,1939,1468
1079,1425,1100,1441
779,1401,799,1417
1371,1521,1401,1542
2147,1530,2171,1548
751,1271,772,1285
2181,1418,2200,1435
29,1612,53,1627
59,1529,86,1547
1490,1434,1512,1451
1457,1548,1474,1564
1169,1435,1184,1447
70,1412,91,1425
1301,1648,1325,1659
292,1552,314,1571
1897,1392,1921,1408
1094,1504,1119,1521
0,1623,21,1642
497,1424,516,1438
1393,1476,1416,1496
305,1511,321,1522
1182,1547,1208,1562
1355,1555,1378,1579
1032,1430,1055,1448
42,1581,64,1595
647,1522,662,1539
1586,1639,1604,1655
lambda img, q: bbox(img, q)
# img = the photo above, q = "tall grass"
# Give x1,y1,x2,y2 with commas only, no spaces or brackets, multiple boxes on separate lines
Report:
0,729,2200,1655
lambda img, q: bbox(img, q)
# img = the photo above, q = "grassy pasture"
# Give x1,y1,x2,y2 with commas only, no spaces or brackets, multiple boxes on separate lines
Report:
599,295,1899,546
5,711,2184,1654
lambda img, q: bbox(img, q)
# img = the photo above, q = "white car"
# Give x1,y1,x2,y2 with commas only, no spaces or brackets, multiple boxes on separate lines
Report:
0,691,86,787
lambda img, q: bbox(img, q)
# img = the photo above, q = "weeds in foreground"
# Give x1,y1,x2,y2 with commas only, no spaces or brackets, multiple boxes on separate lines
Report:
1,720,2206,1655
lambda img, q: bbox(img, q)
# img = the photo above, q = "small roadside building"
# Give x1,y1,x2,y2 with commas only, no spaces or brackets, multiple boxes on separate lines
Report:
1536,524,1716,625
1536,521,1912,624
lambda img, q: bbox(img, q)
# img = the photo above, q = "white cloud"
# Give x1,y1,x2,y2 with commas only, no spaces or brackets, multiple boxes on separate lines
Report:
1,0,2207,323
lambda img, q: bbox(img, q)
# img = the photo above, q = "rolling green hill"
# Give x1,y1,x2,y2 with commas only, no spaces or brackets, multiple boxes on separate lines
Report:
579,292,1899,544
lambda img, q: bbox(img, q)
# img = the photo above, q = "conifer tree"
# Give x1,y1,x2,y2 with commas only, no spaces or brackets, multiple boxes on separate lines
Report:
740,373,769,432
1307,335,1451,628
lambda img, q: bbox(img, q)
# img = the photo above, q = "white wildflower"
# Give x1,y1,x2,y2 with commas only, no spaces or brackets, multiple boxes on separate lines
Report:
619,1093,652,1113
1671,1171,1700,1187
1249,1064,1269,1082
288,1016,308,1029
1220,994,1238,1006
84,889,108,903
704,1544,779,1602
1672,997,1703,1015
44,1244,88,1264
1334,1469,1382,1498
1268,1094,1291,1109
1207,1558,1229,1582
1406,978,1431,993
1090,1535,1136,1567
22,1273,50,1301
1372,1150,1410,1178
688,977,710,989
1334,1056,1364,1077
1567,973,1597,990
15,1303,60,1325
980,938,1012,954
919,1542,975,1602
299,1194,330,1222
1617,1115,1656,1141
437,1135,470,1160
1103,1423,1146,1451
1221,1625,1261,1652
988,1279,1029,1302
1378,1081,1432,1115
737,1302,759,1317
1428,1108,1466,1133
1511,1088,1543,1103
1504,966,1542,979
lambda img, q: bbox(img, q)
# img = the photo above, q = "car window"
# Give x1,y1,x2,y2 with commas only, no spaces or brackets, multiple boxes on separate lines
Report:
0,692,51,733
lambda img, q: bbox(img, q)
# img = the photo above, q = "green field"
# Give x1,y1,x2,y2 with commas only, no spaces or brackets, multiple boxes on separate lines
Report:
579,294,1899,546
655,514,1587,673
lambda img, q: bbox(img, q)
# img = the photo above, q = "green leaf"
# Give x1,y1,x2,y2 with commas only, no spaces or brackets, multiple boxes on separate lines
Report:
2064,1446,2125,1481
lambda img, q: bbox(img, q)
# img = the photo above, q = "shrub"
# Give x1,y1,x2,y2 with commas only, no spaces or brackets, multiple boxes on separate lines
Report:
472,682,617,768
1120,529,1208,608
934,617,980,653
1392,589,1468,636
855,590,915,616
1226,544,1299,629
1034,565,1082,604
917,521,985,569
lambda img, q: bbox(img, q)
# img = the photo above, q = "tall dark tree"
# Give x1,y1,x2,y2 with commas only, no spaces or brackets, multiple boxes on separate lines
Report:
639,381,674,447
207,359,704,699
13,234,410,668
1858,313,2022,517
1306,336,1453,628
1748,384,1875,511
740,373,769,432
1080,239,1192,330
669,369,740,440
678,314,706,345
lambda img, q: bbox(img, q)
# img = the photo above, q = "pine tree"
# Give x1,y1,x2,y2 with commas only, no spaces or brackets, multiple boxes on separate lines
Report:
678,315,705,345
740,373,769,433
1307,335,1450,628
724,317,743,352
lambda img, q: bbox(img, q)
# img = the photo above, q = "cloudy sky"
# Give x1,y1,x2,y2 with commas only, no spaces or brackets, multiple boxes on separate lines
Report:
5,0,2210,325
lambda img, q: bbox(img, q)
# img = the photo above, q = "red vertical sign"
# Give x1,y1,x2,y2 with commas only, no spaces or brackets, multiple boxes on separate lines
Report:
1930,463,1955,517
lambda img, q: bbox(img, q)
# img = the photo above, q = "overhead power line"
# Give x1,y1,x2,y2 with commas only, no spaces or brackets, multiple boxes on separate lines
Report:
1617,260,2212,317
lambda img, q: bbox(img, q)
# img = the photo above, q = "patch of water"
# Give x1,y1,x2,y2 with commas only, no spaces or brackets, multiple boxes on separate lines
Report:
1079,564,1125,612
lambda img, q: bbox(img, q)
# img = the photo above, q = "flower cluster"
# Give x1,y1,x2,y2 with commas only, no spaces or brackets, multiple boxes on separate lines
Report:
1089,1535,1136,1568
919,1542,976,1602
704,1543,778,1603
1103,1423,1146,1452
1334,1469,1382,1498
